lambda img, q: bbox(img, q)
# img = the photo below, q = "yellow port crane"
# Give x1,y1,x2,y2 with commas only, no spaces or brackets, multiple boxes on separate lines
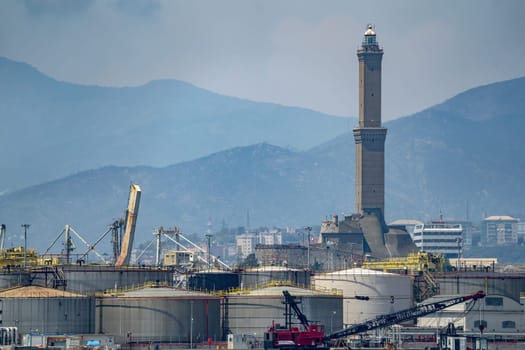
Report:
0,247,39,268
362,251,447,274
115,183,141,266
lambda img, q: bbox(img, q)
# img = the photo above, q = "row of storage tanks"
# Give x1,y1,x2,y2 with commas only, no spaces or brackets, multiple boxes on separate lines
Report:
0,268,415,343
3,267,522,344
2,285,342,343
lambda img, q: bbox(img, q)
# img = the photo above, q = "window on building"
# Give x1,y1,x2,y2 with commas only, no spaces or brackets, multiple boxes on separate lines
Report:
502,321,516,329
485,297,503,306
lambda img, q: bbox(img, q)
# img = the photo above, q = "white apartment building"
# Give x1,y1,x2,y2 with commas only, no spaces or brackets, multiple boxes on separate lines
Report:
236,231,283,259
412,222,463,258
236,234,257,259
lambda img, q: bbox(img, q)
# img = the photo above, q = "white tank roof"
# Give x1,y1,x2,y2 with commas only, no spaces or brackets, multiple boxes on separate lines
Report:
245,266,304,272
322,268,401,276
108,286,216,298
242,286,333,296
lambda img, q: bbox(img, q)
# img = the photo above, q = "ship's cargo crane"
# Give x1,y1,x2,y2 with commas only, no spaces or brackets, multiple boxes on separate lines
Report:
264,290,485,350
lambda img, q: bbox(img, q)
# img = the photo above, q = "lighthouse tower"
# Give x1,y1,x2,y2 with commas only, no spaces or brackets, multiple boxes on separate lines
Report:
354,24,387,218
319,24,417,260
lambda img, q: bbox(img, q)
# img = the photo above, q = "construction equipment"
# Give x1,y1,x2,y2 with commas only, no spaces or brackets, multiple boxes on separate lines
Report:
263,290,485,350
325,290,485,341
263,290,325,350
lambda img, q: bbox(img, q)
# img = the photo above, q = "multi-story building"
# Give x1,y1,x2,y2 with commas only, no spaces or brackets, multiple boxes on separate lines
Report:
483,216,519,245
412,221,463,258
258,230,283,245
516,219,525,243
236,230,284,260
236,234,257,259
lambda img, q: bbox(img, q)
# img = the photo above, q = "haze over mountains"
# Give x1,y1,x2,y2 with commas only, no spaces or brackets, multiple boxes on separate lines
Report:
0,57,349,192
1,57,524,252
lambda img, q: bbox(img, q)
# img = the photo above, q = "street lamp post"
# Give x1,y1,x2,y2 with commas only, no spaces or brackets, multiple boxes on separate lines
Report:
304,226,312,269
190,300,194,348
205,234,212,271
456,237,462,271
330,311,336,334
21,224,30,269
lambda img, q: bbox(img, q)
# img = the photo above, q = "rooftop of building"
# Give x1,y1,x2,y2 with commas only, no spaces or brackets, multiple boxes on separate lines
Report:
389,219,424,226
484,215,517,221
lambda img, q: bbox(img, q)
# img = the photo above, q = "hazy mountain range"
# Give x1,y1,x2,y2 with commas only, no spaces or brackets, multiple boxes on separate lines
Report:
0,56,349,192
1,57,524,253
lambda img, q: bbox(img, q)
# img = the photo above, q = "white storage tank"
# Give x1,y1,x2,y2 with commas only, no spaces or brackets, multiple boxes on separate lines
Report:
313,268,413,326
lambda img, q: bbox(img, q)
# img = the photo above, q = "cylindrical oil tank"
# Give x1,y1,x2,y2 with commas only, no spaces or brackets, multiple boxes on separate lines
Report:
434,273,525,302
313,268,413,326
224,286,342,339
0,286,95,334
240,267,311,289
96,286,221,343
188,271,239,292
0,271,30,289
38,265,173,294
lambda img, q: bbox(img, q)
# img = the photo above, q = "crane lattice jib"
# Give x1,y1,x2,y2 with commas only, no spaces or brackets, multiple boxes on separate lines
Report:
283,290,310,329
326,290,485,340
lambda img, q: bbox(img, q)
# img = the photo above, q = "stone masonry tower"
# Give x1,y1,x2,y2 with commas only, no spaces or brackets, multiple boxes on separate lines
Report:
319,25,417,260
354,24,387,218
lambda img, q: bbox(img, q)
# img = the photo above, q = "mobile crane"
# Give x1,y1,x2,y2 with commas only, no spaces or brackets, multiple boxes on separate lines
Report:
263,290,326,350
263,290,485,350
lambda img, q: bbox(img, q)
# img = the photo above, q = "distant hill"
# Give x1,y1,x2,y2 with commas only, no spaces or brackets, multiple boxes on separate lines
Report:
1,55,524,255
385,77,525,222
0,143,349,252
0,57,350,192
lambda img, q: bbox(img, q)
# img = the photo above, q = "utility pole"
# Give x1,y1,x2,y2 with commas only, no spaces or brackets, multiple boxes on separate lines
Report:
190,300,194,348
0,224,6,250
21,224,30,269
304,226,312,269
154,228,163,267
205,234,213,271
456,237,462,271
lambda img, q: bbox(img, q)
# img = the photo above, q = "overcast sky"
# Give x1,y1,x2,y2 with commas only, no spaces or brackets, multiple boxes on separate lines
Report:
1,0,524,120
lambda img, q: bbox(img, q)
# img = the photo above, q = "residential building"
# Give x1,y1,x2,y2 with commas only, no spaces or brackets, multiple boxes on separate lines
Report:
236,234,257,260
483,216,519,245
236,230,284,260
